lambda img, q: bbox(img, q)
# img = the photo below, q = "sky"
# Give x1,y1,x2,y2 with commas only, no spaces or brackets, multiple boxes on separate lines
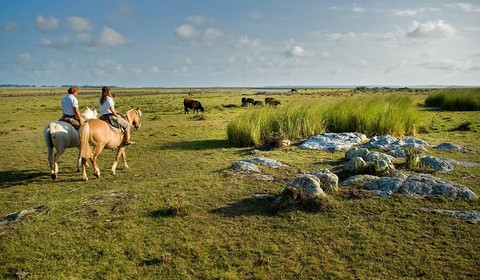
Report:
1,0,479,87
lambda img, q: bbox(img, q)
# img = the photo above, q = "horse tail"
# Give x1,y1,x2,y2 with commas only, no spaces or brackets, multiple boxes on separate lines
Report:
44,123,55,161
79,121,91,160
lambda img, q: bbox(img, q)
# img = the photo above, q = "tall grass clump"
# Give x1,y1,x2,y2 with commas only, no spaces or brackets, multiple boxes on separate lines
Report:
323,95,418,136
425,88,480,111
227,95,418,147
227,103,325,147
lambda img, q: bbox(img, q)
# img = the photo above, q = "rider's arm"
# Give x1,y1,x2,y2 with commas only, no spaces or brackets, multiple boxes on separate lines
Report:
74,107,84,125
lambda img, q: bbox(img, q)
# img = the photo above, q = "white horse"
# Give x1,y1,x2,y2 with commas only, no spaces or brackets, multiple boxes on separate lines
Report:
44,107,98,180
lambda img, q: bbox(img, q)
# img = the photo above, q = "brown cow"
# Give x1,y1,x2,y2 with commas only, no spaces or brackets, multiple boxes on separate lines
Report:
184,98,205,114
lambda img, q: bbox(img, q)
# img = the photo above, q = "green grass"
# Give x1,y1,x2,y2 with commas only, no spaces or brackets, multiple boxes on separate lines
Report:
425,88,480,111
228,95,418,147
1,88,479,279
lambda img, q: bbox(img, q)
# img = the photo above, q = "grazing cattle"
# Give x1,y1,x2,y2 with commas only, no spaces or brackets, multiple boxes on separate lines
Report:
253,100,263,107
184,98,205,114
265,97,281,107
241,97,248,107
246,98,255,106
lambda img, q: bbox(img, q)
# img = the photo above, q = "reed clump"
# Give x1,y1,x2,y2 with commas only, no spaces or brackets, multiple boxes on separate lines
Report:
227,95,418,147
424,88,480,111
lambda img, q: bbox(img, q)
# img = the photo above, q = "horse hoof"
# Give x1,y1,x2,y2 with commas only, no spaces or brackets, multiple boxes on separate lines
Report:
94,173,100,178
51,174,57,180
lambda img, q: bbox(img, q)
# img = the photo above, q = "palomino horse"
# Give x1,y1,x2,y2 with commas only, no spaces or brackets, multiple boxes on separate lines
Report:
43,107,98,180
79,108,142,181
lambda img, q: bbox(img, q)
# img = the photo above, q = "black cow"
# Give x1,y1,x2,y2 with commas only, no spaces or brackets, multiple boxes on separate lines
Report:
241,97,248,107
253,100,263,107
265,97,281,107
184,98,205,114
246,98,255,106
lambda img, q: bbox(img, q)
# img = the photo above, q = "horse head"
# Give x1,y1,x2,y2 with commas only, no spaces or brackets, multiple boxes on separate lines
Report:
126,108,142,130
82,107,98,120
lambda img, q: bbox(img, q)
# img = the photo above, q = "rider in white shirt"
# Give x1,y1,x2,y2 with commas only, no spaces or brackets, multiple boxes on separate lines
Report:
60,86,83,129
99,86,134,145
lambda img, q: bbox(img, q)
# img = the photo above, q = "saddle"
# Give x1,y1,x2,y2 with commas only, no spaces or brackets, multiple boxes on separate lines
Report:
59,116,80,129
100,115,124,133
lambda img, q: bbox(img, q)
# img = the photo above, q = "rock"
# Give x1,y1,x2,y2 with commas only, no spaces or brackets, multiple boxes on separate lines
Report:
242,157,286,168
364,135,398,149
435,142,476,154
364,135,429,151
341,175,380,186
298,132,368,151
310,169,339,192
371,159,394,175
386,148,406,158
364,173,477,200
420,156,453,172
364,151,395,164
421,208,480,223
345,147,370,160
344,157,367,172
285,174,325,198
232,161,261,173
363,173,407,196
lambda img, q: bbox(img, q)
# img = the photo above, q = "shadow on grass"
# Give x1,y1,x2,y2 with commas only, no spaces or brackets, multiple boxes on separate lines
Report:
157,139,232,150
0,170,48,188
209,196,276,217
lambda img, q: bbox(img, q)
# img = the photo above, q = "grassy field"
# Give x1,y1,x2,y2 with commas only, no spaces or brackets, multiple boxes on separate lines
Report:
0,87,479,279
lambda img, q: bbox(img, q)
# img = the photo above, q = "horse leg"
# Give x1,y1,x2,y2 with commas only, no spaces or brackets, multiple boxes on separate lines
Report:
51,145,66,180
47,145,57,180
111,147,126,174
91,146,105,178
81,157,89,181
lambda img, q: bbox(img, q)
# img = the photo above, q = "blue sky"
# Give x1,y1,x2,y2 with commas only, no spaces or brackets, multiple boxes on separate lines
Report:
1,0,479,87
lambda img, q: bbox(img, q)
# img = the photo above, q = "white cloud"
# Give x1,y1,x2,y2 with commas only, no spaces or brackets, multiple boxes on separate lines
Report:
96,27,131,48
248,11,262,19
230,35,261,49
447,2,480,13
352,4,366,13
406,20,455,39
95,59,123,75
175,24,197,39
384,60,407,74
418,59,478,72
17,52,31,63
3,22,23,34
151,66,160,72
202,28,223,42
186,15,207,25
285,45,305,57
40,36,74,50
68,17,92,33
36,15,59,32
175,24,223,46
391,8,419,16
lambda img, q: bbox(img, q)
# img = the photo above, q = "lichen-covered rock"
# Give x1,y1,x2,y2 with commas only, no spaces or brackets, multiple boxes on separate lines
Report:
345,147,370,160
242,157,286,168
310,169,339,193
420,156,453,172
435,142,476,154
341,175,380,186
286,174,325,198
232,161,261,173
421,208,480,223
344,157,367,172
386,148,406,158
364,135,398,149
371,159,394,175
364,152,395,164
298,132,368,151
363,173,477,200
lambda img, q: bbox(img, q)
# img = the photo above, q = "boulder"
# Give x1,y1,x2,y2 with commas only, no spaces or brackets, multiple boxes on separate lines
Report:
341,175,380,186
345,147,370,160
232,161,261,173
242,157,286,168
420,156,453,172
310,169,339,192
364,173,477,200
285,174,325,198
344,157,367,172
298,132,368,151
435,142,476,154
